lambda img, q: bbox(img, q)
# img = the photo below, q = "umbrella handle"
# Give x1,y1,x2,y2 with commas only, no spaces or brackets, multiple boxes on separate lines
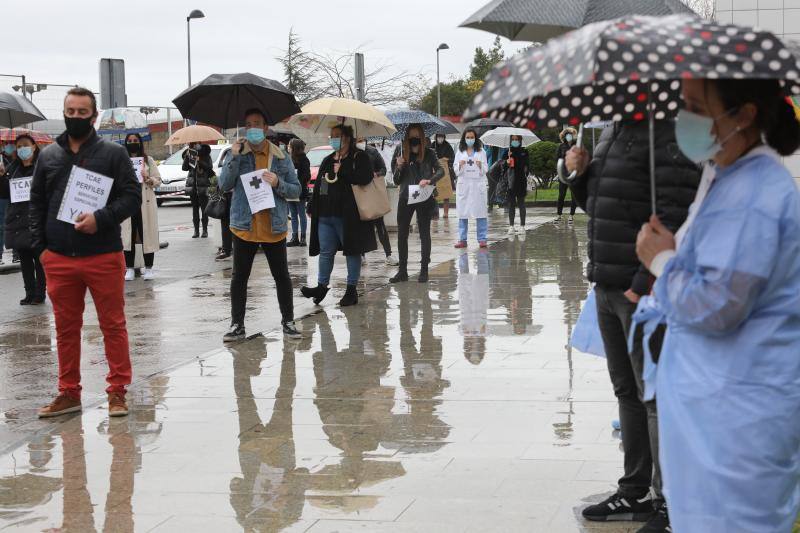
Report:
557,124,584,185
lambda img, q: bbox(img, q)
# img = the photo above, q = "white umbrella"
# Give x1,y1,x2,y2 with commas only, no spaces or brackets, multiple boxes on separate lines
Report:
479,127,539,148
287,98,396,142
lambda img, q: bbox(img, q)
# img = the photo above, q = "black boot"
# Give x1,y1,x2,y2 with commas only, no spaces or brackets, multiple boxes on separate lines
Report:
339,284,358,307
300,234,307,247
418,266,429,283
301,284,329,305
390,267,409,283
192,222,200,238
201,222,208,238
287,235,300,248
19,293,33,306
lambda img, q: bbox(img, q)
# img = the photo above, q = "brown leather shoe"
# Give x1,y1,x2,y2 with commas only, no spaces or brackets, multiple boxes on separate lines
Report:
108,392,129,417
38,394,82,418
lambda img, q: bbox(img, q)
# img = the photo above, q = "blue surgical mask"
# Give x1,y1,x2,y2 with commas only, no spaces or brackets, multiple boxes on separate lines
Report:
675,108,740,164
245,128,266,145
466,138,475,147
16,146,34,161
2,145,15,156
510,140,521,148
330,138,342,151
565,134,574,143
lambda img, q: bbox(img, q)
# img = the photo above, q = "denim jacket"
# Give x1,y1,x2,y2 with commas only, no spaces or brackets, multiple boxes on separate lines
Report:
218,141,300,233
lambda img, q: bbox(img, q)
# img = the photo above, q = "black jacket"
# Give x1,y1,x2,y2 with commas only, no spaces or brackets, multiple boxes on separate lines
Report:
293,153,311,200
308,148,378,257
183,145,214,194
30,130,141,257
0,160,35,250
508,147,530,195
390,146,444,202
364,145,386,177
570,121,700,296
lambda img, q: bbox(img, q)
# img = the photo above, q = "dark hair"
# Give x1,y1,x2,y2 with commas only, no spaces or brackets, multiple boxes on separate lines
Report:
64,87,97,113
244,108,269,124
124,133,146,157
459,128,483,152
331,124,355,152
289,138,306,164
712,79,800,156
403,123,428,162
14,133,39,162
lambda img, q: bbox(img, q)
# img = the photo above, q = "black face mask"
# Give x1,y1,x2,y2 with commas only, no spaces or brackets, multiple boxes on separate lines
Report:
126,143,141,155
409,137,421,147
64,115,94,139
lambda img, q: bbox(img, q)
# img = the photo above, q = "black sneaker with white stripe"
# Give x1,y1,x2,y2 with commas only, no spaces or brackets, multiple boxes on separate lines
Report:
636,501,671,532
582,492,654,522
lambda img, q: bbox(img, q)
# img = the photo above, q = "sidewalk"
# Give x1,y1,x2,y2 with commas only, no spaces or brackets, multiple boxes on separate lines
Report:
0,212,636,532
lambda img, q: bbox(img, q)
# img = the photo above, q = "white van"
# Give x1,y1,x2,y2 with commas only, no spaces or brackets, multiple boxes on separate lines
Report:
155,144,232,205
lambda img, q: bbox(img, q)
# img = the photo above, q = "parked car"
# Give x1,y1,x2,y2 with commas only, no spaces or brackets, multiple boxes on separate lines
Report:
155,144,232,205
306,145,333,196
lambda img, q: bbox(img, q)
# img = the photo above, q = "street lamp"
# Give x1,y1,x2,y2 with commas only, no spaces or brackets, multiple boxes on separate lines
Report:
436,43,449,118
186,9,205,88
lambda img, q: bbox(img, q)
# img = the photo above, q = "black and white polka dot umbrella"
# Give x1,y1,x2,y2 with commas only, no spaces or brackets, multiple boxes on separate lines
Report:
464,14,800,128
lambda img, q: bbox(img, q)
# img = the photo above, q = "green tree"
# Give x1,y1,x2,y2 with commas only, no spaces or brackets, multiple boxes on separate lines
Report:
469,36,505,82
277,29,320,106
528,141,560,189
413,79,480,117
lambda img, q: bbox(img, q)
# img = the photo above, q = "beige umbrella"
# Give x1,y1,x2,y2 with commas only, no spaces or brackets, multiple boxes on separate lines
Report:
164,124,225,146
287,97,396,141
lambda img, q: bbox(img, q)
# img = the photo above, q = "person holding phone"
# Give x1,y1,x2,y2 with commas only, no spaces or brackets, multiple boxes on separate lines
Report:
183,143,213,238
453,128,489,249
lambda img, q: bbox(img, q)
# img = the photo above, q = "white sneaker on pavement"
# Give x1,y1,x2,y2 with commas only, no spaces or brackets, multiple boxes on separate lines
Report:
516,226,526,234
507,226,516,235
124,268,135,281
142,268,155,281
385,254,400,266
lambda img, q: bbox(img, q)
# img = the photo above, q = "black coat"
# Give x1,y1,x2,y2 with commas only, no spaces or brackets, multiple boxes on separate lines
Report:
508,147,530,196
183,146,214,195
390,146,444,203
30,131,141,257
308,149,378,257
293,153,311,200
364,145,387,177
0,160,35,250
570,121,700,296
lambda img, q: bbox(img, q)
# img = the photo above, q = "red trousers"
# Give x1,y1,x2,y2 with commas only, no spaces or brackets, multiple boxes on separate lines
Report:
42,250,131,398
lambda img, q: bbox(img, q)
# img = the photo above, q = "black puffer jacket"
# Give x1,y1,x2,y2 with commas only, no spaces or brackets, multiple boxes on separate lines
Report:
30,130,141,257
390,146,444,203
0,160,35,250
570,120,700,296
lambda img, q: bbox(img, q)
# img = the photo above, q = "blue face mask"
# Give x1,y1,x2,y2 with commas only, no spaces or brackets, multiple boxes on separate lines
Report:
510,140,521,148
330,138,342,151
16,146,34,161
245,128,266,145
3,145,15,156
565,134,574,143
465,138,475,147
675,108,740,164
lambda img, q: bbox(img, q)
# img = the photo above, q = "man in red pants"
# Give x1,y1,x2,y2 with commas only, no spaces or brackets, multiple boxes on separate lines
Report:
30,87,141,418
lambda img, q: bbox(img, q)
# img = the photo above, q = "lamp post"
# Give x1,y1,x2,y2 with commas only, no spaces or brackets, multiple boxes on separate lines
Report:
436,43,449,118
186,9,205,88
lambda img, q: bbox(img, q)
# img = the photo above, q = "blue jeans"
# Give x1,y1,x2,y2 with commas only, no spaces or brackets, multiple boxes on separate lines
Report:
318,216,361,286
288,200,307,238
0,198,6,254
458,218,488,242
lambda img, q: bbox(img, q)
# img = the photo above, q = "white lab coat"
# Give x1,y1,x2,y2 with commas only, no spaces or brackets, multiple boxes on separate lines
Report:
454,148,488,219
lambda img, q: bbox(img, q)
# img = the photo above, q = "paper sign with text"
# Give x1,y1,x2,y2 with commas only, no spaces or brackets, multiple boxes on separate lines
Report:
9,177,32,203
407,184,435,205
131,157,144,183
240,170,275,213
56,166,113,224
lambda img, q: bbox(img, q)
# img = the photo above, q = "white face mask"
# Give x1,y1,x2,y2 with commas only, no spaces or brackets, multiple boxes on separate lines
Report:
356,142,366,151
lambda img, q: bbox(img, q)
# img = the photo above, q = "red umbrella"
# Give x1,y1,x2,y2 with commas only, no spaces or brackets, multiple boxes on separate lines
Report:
0,128,54,145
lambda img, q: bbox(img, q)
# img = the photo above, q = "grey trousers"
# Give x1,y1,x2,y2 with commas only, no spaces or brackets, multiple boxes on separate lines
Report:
595,286,663,502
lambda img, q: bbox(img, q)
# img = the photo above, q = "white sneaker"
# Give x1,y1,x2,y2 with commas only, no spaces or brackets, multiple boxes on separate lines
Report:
507,227,516,235
142,268,155,281
516,226,526,234
568,216,574,224
124,268,135,281
385,254,400,266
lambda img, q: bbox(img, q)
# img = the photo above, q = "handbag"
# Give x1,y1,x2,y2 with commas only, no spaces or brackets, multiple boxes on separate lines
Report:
435,158,454,199
351,153,390,221
205,185,227,219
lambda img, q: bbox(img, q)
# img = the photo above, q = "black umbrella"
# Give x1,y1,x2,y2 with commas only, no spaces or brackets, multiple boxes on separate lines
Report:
460,0,694,42
172,72,300,129
467,117,513,137
0,91,46,128
465,14,800,211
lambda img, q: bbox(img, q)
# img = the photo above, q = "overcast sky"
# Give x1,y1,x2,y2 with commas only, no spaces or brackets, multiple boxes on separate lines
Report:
2,0,517,119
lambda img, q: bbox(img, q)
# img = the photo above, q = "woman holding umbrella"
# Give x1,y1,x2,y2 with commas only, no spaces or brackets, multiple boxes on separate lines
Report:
121,133,161,281
301,124,377,306
556,127,578,223
453,128,489,249
505,134,530,233
183,143,213,239
0,134,45,303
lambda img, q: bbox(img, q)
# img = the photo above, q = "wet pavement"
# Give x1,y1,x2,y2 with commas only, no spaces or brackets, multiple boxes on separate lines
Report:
0,209,637,532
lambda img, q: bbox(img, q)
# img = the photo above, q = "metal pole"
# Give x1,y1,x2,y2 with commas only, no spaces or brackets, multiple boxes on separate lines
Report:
647,87,656,215
436,49,441,118
167,108,174,155
187,18,192,87
21,74,27,101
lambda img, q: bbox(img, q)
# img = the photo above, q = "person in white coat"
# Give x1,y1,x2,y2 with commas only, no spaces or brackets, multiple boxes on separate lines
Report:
453,128,489,248
121,134,161,281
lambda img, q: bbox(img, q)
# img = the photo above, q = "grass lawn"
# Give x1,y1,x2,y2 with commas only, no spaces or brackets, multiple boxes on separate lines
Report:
527,186,571,203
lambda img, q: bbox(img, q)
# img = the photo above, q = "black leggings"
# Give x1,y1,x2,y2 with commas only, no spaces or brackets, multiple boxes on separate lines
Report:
18,248,45,298
191,191,209,230
557,182,577,216
397,199,433,270
230,235,293,324
124,209,154,268
508,193,527,226
375,217,392,256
